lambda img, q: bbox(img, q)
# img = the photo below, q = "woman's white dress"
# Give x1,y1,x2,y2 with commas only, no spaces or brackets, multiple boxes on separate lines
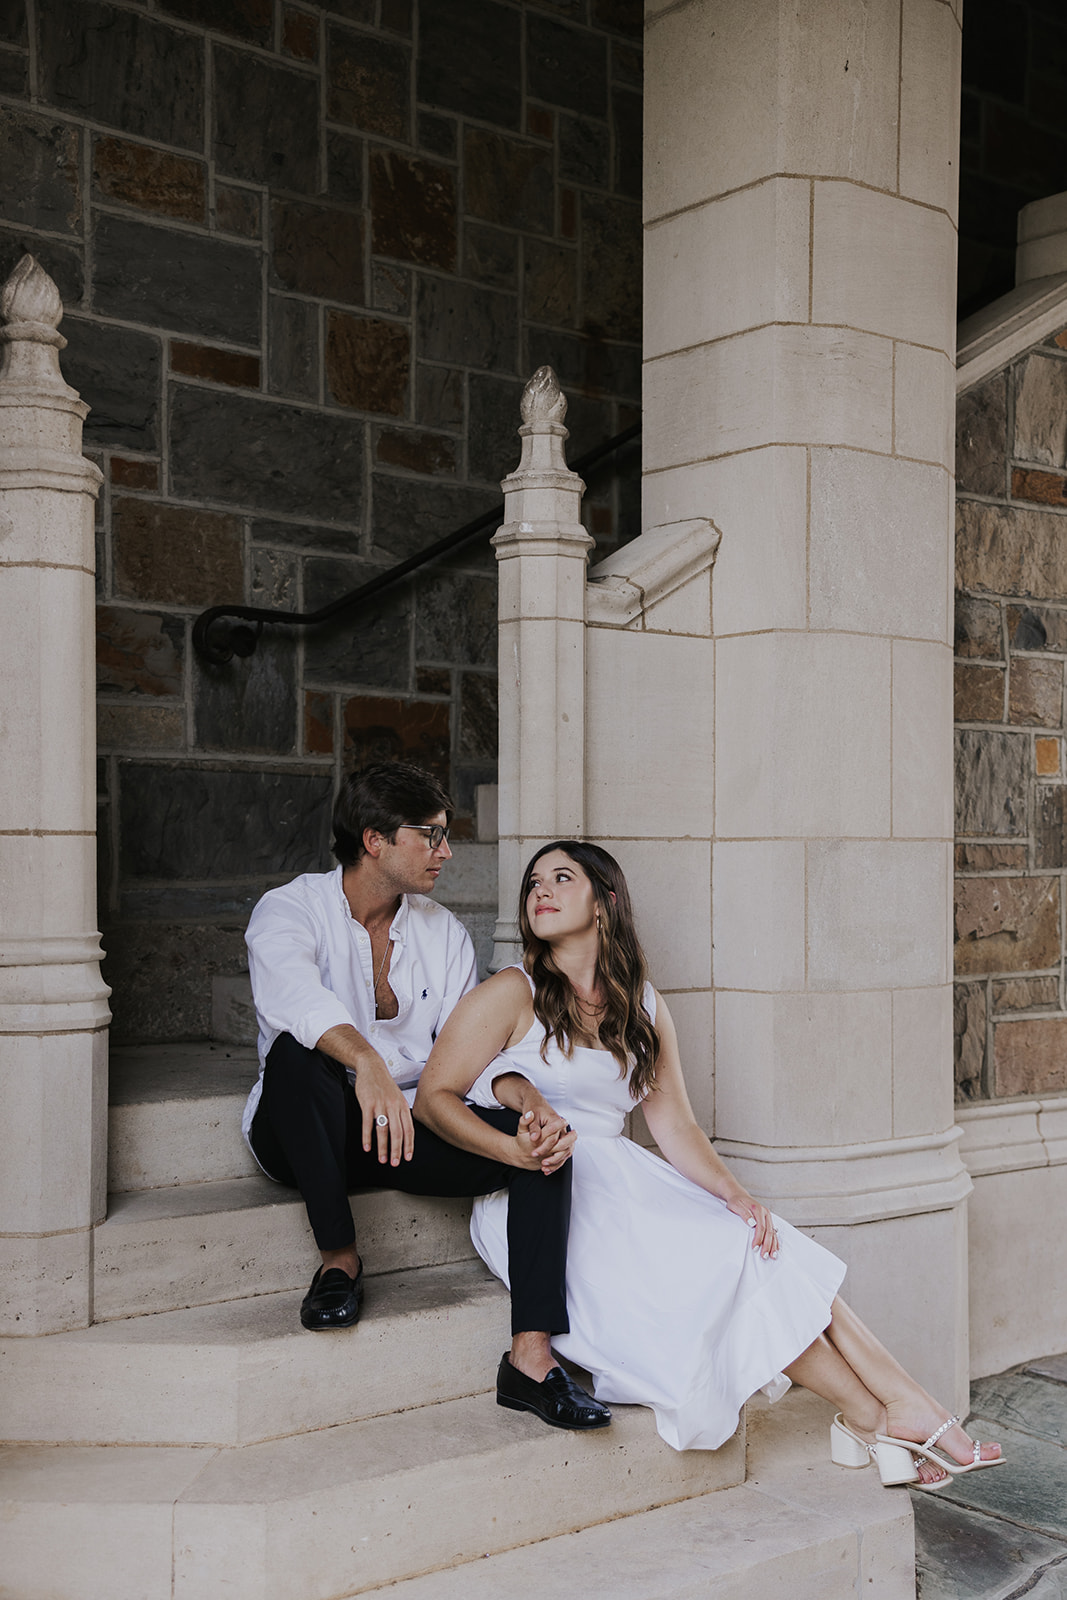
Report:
468,977,847,1452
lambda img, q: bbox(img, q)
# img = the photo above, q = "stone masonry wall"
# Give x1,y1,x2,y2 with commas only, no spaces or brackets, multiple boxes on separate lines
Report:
955,329,1067,1102
0,0,642,1041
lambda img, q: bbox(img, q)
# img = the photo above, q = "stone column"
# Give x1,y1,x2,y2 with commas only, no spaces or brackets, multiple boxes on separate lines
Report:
643,0,968,1407
0,257,109,1334
491,367,593,968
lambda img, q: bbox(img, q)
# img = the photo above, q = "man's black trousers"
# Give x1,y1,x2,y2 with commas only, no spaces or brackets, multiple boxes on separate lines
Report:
248,1033,570,1335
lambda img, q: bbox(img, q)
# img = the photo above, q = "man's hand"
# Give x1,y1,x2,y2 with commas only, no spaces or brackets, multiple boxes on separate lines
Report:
351,1049,415,1165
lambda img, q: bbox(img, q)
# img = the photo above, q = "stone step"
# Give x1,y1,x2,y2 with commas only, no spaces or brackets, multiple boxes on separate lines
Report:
93,1175,476,1321
108,1042,258,1192
0,1392,745,1600
375,1473,912,1600
0,1260,508,1447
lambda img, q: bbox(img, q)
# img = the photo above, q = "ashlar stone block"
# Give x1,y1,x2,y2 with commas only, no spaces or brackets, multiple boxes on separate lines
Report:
343,696,450,787
464,128,553,236
93,213,260,345
93,135,205,225
954,876,1059,976
97,608,183,698
893,639,954,839
326,310,408,416
113,499,243,608
808,449,950,640
169,387,364,522
1009,656,1063,727
956,373,1008,496
643,178,809,361
527,14,607,117
711,841,805,993
953,981,986,1101
38,0,204,151
992,975,1059,1012
328,25,409,140
899,0,962,218
585,630,713,840
714,989,894,1147
645,0,899,222
813,183,956,353
214,47,319,191
602,839,710,992
642,448,807,637
895,342,955,469
954,595,1002,661
371,151,456,272
956,500,1067,602
954,729,1029,837
0,108,82,233
644,324,893,473
271,198,364,306
892,985,954,1138
1035,784,1067,868
994,1016,1067,1096
807,840,949,990
1014,352,1067,469
715,632,891,840
417,0,520,132
0,1032,105,1233
954,664,1004,724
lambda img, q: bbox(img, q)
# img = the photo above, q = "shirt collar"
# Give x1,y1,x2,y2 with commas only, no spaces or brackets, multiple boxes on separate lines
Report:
334,866,411,944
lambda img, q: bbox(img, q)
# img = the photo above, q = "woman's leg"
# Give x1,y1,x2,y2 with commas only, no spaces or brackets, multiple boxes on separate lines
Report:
821,1296,1001,1469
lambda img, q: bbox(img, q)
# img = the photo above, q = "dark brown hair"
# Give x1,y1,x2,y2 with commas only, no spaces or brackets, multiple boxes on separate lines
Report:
518,841,660,1099
332,762,453,867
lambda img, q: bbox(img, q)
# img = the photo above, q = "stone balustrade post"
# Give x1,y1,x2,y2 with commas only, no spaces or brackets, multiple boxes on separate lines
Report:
0,256,110,1333
491,367,593,968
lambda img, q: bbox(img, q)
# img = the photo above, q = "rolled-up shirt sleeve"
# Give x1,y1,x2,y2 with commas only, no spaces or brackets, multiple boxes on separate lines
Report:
246,893,356,1051
465,1060,507,1110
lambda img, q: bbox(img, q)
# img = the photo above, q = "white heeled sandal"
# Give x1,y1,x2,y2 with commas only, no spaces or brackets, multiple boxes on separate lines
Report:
830,1413,877,1469
874,1415,1005,1487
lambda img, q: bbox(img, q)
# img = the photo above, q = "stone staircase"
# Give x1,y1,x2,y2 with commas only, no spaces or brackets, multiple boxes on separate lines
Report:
0,1043,916,1599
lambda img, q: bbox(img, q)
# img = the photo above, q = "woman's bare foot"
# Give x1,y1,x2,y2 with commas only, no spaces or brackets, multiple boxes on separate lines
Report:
883,1399,1001,1481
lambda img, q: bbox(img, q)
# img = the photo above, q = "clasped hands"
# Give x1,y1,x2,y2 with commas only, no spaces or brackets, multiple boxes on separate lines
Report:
351,1048,575,1175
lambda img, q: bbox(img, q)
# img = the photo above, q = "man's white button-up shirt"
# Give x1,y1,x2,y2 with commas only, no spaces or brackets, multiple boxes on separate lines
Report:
241,865,478,1146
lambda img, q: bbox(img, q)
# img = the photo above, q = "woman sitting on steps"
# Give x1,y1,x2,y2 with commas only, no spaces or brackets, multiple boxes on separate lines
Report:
415,840,1006,1487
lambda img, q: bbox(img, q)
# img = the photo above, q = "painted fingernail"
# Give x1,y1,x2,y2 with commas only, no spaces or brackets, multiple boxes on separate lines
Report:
747,1217,757,1228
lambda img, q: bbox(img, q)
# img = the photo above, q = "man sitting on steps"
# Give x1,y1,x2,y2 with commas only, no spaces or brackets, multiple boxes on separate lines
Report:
242,760,609,1431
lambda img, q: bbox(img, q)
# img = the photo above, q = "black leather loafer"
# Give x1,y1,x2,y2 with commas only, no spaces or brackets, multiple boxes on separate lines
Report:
300,1263,364,1330
496,1352,611,1429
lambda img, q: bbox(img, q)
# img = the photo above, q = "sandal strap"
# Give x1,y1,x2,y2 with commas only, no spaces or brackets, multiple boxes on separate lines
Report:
922,1416,959,1452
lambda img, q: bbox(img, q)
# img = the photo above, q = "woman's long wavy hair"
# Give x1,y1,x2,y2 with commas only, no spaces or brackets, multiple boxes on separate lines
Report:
518,841,660,1099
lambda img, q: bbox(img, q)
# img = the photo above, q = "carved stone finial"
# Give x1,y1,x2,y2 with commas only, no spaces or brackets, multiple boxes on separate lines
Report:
0,253,77,398
520,365,567,426
1,255,64,335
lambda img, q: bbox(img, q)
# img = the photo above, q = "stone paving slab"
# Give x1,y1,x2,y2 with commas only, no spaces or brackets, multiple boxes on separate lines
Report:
971,1370,1067,1446
915,1363,1067,1600
1027,1354,1067,1386
913,1493,1067,1600
934,1417,1067,1540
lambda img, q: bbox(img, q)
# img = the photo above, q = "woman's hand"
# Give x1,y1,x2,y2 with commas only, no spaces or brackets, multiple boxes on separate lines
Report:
512,1109,577,1172
725,1193,779,1260
492,1072,576,1174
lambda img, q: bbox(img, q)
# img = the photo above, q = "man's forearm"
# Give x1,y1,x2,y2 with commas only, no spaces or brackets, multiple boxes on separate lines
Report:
315,1023,383,1074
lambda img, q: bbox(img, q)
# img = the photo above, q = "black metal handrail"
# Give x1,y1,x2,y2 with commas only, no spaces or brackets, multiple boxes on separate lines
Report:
192,421,641,664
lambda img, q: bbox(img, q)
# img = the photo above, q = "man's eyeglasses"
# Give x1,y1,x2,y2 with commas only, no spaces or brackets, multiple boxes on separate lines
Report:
400,823,450,850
